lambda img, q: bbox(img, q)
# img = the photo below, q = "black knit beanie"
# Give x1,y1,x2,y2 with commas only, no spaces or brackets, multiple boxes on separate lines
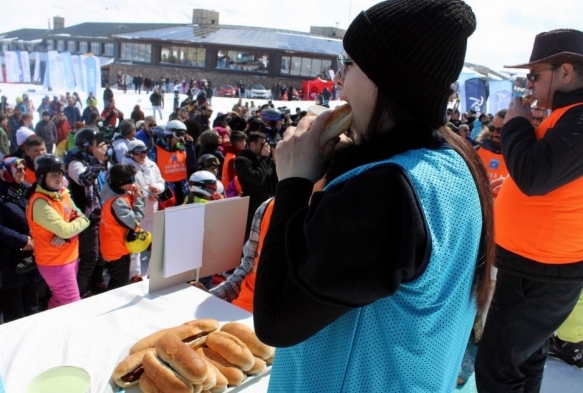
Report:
343,0,476,127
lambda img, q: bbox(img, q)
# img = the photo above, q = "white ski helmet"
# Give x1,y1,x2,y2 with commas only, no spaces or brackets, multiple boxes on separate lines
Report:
189,170,217,196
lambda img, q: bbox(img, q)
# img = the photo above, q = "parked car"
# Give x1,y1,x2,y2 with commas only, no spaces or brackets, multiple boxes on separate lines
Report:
215,85,236,97
248,84,271,99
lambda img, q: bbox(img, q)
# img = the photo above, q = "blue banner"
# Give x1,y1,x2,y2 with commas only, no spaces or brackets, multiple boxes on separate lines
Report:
487,80,513,115
464,78,488,115
61,52,76,90
84,56,99,96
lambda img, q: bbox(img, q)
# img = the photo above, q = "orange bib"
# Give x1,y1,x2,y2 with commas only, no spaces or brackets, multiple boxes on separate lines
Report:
99,195,133,261
495,103,583,263
476,147,507,181
157,146,187,183
27,191,79,266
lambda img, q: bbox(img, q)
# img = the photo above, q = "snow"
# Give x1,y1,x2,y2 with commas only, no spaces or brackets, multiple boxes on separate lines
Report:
0,82,343,126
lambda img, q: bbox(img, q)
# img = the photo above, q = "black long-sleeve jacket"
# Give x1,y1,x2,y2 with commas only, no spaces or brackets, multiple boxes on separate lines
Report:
497,87,583,281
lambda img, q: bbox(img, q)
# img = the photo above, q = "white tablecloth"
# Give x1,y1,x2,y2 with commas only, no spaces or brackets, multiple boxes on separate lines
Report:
0,281,271,393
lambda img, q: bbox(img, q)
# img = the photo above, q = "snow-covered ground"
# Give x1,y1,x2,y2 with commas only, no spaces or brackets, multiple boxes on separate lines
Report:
0,82,341,127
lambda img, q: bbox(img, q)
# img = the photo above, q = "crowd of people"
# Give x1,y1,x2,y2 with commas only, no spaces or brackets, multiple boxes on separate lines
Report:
0,70,307,323
1,1,583,391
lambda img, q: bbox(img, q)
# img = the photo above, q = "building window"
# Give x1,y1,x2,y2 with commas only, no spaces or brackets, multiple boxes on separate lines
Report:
120,43,152,62
160,45,206,67
91,42,101,55
67,40,76,52
216,49,269,73
79,41,88,53
56,40,65,52
104,43,114,56
281,56,332,78
46,40,54,51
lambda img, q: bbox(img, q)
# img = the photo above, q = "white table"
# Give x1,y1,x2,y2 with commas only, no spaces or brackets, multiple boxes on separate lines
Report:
0,281,271,393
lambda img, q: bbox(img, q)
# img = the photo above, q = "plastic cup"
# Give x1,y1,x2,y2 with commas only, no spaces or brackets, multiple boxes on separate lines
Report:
27,366,91,393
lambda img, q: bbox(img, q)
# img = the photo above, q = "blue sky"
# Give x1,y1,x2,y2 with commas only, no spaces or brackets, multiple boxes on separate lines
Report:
1,0,581,71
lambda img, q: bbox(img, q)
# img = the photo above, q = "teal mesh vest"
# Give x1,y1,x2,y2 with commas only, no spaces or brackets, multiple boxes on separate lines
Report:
268,147,482,392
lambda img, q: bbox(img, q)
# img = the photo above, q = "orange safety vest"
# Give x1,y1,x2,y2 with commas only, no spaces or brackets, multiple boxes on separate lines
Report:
221,151,237,187
99,195,133,262
156,146,187,183
27,191,79,266
476,146,507,181
25,167,36,185
232,198,274,313
495,102,583,263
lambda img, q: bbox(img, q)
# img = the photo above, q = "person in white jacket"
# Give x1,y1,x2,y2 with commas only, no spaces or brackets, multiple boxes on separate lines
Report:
122,139,165,281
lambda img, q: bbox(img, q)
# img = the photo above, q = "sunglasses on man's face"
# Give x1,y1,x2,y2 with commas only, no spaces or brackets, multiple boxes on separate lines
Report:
132,150,147,156
526,65,557,82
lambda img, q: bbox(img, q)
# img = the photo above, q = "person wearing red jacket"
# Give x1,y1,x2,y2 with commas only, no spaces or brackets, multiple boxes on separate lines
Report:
100,99,124,128
53,111,72,145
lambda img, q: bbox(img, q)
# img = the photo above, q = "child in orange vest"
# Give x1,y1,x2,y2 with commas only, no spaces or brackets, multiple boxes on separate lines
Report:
27,154,90,309
99,164,145,290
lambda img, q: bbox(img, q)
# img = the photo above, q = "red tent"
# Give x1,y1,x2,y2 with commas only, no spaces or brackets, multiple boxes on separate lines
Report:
301,77,335,101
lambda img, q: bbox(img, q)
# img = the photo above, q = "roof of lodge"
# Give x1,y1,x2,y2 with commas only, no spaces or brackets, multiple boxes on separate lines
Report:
0,28,48,41
45,22,182,39
1,23,344,57
111,24,344,55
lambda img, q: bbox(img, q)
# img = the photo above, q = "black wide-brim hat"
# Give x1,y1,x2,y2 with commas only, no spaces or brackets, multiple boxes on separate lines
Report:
505,29,583,68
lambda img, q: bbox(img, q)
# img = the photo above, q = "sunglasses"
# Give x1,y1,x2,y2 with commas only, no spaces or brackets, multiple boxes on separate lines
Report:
148,123,157,127
132,150,147,155
491,127,502,133
337,53,354,78
526,66,557,82
15,167,26,173
172,131,185,138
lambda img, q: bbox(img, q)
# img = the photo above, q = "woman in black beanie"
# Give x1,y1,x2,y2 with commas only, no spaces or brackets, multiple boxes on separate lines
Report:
253,1,495,392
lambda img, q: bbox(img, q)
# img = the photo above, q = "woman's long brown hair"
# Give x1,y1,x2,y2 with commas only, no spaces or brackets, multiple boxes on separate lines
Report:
440,126,494,313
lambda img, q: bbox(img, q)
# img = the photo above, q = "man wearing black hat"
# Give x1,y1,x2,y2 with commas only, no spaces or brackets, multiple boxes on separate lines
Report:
476,29,583,392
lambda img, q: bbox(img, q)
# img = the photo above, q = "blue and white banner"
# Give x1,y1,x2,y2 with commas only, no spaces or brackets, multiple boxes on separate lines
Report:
4,51,22,82
81,55,101,96
487,80,513,115
45,51,67,90
60,52,76,91
32,52,40,83
463,78,488,115
19,52,31,83
18,52,30,83
71,55,83,90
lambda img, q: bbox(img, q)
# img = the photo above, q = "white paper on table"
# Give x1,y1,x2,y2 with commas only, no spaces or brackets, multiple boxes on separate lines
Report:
163,203,205,277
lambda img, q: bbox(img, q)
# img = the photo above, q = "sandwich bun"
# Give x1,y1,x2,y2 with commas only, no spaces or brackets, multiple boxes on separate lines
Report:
319,103,352,148
220,322,274,360
156,333,208,384
168,319,219,347
522,94,535,106
130,327,174,355
196,347,247,387
205,331,255,371
245,357,267,375
142,351,195,393
138,373,165,393
112,347,155,388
